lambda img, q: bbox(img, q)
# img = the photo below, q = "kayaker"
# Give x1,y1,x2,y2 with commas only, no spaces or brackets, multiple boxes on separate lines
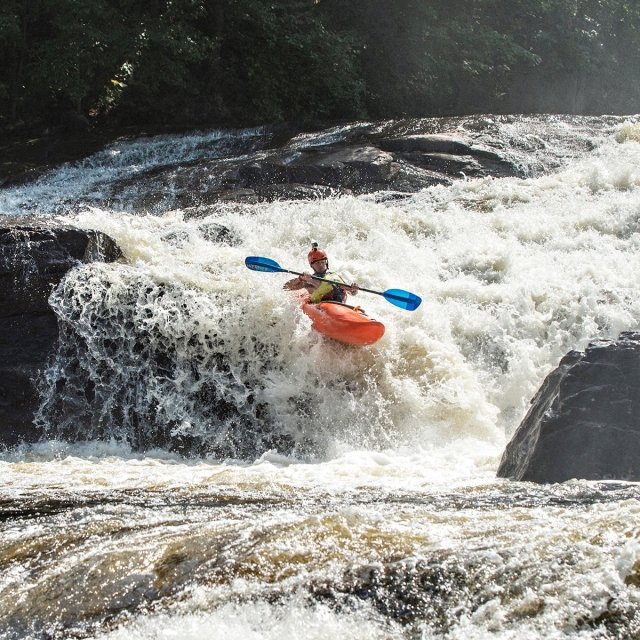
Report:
284,243,359,303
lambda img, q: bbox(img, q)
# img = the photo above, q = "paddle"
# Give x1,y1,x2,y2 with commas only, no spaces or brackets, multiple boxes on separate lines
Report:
245,256,422,311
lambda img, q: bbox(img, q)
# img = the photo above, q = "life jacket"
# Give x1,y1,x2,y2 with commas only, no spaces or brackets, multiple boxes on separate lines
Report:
309,271,347,304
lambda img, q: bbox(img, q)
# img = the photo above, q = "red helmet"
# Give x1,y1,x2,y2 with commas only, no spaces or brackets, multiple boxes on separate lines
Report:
307,243,328,266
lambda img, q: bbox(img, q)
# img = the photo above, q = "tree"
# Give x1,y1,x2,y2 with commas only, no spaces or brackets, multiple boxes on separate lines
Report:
210,0,364,124
0,1,40,124
317,0,539,116
110,0,215,124
3,0,640,130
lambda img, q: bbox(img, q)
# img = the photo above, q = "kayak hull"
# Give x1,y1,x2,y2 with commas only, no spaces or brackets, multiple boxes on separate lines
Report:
301,299,385,346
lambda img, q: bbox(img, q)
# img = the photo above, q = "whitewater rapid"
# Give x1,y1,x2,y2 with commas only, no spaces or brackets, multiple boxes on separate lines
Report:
1,115,639,639
39,116,640,454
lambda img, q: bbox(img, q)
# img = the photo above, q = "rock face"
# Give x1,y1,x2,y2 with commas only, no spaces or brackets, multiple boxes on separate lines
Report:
104,122,523,211
0,222,121,447
497,333,640,483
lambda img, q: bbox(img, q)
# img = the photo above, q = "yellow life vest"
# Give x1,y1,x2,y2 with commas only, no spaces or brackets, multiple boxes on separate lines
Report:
309,271,348,304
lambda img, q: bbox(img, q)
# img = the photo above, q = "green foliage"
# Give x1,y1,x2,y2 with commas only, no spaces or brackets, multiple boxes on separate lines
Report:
0,17,17,103
217,0,364,124
316,0,541,116
28,0,126,110
0,2,23,121
1,0,640,130
111,0,215,123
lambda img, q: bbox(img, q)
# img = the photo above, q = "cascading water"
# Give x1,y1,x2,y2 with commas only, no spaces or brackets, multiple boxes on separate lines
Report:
1,115,639,639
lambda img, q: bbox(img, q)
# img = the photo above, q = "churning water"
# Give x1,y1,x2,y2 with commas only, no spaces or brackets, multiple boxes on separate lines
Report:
1,115,639,638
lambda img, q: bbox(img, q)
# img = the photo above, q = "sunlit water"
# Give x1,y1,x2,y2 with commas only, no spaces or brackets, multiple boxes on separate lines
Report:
1,115,639,638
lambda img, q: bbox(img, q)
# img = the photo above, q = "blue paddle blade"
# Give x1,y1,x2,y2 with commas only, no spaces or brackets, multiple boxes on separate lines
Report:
245,256,286,273
383,288,422,311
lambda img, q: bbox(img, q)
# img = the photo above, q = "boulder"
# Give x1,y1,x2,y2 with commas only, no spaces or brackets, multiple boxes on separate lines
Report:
497,332,640,483
0,222,121,447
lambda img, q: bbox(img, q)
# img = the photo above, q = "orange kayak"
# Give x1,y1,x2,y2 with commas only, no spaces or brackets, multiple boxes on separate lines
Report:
301,298,385,345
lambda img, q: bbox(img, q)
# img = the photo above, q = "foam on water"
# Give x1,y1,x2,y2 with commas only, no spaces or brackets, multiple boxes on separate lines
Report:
50,198,502,458
47,123,640,460
0,436,501,498
95,596,400,640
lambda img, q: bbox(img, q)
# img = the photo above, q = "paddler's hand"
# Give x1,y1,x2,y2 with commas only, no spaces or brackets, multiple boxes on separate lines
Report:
347,282,359,295
283,272,313,290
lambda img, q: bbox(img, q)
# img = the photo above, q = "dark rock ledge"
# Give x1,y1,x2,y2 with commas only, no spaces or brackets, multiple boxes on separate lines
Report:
0,221,121,446
123,131,523,210
498,332,640,483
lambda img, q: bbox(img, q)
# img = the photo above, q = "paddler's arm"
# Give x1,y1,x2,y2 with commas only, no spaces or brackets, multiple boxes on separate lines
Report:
283,276,304,291
283,272,321,292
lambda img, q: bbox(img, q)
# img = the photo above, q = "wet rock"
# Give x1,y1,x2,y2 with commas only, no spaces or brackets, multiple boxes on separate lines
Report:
398,152,484,177
380,135,519,179
3,118,523,211
254,183,348,201
378,134,475,155
196,221,241,245
99,120,520,210
238,158,289,186
288,145,396,187
386,161,452,192
497,332,640,483
0,221,122,447
309,554,493,632
235,145,395,193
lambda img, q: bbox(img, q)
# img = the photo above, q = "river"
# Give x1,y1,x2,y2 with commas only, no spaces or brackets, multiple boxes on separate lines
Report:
1,115,639,639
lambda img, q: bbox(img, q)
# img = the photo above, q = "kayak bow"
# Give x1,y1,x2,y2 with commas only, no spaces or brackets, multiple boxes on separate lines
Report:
301,298,385,346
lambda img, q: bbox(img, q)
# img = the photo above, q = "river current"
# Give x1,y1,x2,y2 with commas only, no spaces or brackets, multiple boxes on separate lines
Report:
1,115,639,638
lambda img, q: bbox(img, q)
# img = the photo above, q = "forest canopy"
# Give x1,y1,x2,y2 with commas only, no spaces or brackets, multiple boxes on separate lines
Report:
1,0,639,132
